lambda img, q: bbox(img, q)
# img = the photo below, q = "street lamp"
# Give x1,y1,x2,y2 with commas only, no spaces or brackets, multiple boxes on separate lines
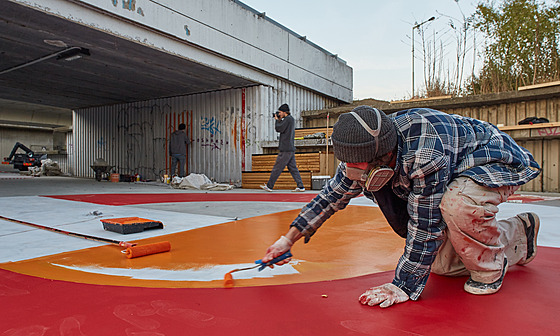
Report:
411,16,435,98
0,47,90,75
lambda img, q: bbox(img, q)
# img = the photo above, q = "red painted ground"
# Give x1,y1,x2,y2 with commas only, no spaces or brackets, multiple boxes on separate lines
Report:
46,192,554,206
1,246,558,335
45,193,317,205
508,194,544,203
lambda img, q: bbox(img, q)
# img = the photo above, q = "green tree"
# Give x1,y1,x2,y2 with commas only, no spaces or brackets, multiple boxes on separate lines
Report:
469,0,560,94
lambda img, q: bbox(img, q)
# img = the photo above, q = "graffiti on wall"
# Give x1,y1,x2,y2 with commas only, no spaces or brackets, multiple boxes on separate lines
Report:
244,118,258,148
108,104,170,180
83,89,256,181
537,127,560,137
96,137,107,151
200,138,227,150
201,116,221,135
200,116,228,150
111,0,144,16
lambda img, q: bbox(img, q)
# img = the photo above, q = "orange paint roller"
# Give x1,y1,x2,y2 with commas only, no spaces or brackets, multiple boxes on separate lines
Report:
0,215,171,259
124,241,171,258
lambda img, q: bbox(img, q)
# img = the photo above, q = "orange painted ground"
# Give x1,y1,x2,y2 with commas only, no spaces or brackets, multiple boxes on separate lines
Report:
1,206,404,288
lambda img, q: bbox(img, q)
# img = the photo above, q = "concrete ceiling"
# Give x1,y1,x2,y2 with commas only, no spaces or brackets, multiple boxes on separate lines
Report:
0,1,258,112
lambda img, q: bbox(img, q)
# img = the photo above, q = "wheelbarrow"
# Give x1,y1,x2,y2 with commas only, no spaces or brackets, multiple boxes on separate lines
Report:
90,158,114,181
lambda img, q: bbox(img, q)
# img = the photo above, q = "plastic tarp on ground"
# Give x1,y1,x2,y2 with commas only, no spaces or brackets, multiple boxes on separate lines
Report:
171,173,233,191
28,159,65,176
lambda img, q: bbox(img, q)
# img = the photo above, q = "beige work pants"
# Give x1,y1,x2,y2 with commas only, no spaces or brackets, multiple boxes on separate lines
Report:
432,177,528,283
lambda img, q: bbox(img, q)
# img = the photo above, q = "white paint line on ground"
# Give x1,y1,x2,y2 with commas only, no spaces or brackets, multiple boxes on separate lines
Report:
50,262,301,281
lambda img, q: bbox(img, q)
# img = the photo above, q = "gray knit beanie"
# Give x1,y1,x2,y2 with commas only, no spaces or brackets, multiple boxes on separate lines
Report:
331,106,397,163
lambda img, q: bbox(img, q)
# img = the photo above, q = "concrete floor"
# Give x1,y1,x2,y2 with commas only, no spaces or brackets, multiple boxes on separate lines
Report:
0,173,312,217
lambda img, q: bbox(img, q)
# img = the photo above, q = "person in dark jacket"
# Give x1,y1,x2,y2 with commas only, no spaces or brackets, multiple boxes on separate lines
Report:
169,123,190,177
260,104,305,192
260,105,541,308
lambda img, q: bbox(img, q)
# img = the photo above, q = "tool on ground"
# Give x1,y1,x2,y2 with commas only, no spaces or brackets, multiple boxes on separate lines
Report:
2,142,46,171
0,215,171,259
101,217,164,234
224,250,293,288
90,158,114,181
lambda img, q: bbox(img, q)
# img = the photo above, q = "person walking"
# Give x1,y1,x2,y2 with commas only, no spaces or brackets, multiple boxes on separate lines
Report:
260,103,305,192
169,123,190,177
260,105,541,308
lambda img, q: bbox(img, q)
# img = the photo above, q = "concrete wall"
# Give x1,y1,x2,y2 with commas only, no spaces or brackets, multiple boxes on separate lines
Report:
1,128,53,160
0,101,72,172
15,0,352,102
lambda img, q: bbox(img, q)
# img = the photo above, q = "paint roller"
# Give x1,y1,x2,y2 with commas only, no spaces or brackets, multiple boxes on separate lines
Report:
0,215,171,259
224,250,292,288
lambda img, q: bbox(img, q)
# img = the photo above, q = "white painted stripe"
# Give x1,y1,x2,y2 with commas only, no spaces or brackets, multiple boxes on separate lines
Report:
51,261,301,281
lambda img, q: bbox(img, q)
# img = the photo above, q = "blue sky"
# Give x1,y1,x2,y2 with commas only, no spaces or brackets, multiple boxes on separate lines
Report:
240,0,481,101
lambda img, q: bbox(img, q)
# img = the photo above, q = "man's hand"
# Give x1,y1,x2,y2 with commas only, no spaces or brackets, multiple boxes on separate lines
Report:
261,236,293,267
358,283,409,308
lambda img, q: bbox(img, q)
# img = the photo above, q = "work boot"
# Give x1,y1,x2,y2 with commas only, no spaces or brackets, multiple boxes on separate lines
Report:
516,212,540,265
464,258,507,295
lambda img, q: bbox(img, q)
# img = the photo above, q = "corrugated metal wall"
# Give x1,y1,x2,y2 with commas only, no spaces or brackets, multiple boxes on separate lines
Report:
49,154,69,175
72,84,339,183
46,131,73,175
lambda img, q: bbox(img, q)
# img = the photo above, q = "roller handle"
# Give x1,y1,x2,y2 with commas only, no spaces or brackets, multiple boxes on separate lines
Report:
119,241,137,248
255,250,293,271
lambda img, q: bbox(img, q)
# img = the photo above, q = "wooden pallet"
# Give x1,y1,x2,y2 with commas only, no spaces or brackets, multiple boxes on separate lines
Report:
251,152,336,176
241,170,312,190
251,152,322,173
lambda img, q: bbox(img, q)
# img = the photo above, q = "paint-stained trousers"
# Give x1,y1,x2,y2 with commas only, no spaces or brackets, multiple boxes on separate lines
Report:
432,177,528,284
266,151,304,189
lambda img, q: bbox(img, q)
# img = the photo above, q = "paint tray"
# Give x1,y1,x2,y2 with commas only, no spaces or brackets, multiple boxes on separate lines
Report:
101,217,164,234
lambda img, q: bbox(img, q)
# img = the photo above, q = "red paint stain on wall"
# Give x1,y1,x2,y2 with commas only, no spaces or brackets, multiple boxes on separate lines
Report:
241,89,246,170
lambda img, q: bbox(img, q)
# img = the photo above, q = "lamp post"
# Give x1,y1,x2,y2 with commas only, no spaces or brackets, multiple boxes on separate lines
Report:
411,16,435,98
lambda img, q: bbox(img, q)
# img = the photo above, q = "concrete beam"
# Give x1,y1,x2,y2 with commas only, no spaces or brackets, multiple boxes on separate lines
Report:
13,0,352,102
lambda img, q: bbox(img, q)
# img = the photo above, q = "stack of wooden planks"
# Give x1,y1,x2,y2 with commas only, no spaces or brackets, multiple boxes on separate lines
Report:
251,152,322,173
242,152,336,189
241,170,312,190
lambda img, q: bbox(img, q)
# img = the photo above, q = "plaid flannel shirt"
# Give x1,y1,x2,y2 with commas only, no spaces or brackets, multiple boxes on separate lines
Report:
291,108,540,300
